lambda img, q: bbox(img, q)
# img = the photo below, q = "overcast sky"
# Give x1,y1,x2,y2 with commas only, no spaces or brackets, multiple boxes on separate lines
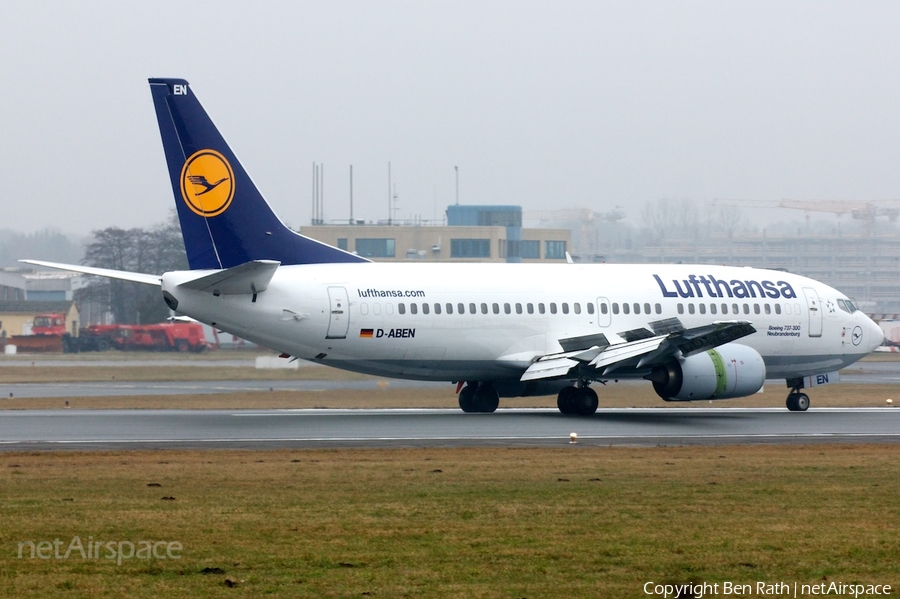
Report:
2,1,900,235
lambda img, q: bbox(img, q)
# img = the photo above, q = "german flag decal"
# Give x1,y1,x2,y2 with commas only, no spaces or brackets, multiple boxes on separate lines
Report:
359,329,374,338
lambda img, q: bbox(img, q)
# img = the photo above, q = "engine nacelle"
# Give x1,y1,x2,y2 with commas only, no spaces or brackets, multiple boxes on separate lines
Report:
648,343,766,401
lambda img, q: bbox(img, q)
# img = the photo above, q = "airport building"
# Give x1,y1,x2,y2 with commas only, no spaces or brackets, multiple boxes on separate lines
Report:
523,209,900,313
301,205,571,263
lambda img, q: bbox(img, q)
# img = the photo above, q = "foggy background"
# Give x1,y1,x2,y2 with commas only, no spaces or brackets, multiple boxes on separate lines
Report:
3,0,900,247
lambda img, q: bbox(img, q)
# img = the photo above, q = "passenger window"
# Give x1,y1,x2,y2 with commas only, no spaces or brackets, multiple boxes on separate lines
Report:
743,304,750,315
374,303,382,315
515,303,523,314
458,303,465,314
411,303,418,315
764,304,771,314
527,303,535,314
574,303,581,315
398,303,406,315
612,303,619,315
633,303,640,314
434,303,441,314
360,303,369,316
775,304,781,315
562,303,569,314
709,304,717,315
677,303,684,315
550,303,558,314
492,303,500,315
504,303,511,314
469,303,476,314
643,303,651,314
421,303,429,315
588,303,595,315
733,303,739,314
721,304,727,315
480,303,488,315
386,303,394,315
753,304,761,315
539,303,546,314
699,304,706,315
623,303,630,315
688,304,695,315
655,303,661,315
446,303,453,314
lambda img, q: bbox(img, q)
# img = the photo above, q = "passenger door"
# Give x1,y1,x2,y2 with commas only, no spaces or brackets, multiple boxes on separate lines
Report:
326,286,350,339
803,287,822,338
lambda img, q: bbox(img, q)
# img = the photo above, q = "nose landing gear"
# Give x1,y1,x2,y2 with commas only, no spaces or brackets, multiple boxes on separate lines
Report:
786,390,810,412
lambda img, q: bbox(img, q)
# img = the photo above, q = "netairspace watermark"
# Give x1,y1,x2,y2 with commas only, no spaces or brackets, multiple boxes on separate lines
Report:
643,581,893,598
17,536,182,566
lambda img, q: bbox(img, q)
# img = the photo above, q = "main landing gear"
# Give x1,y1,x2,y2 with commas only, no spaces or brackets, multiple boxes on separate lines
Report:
458,383,500,413
557,385,598,416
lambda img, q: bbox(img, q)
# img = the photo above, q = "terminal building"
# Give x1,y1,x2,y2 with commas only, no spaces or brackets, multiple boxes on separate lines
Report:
301,205,570,263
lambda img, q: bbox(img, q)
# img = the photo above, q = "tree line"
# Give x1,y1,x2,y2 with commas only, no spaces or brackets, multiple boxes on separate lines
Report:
77,213,187,325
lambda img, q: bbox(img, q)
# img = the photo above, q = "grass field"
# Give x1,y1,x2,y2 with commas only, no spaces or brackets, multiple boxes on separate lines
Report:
2,445,899,598
1,352,898,597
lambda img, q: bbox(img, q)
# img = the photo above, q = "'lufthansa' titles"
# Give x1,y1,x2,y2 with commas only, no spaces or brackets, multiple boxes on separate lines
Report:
653,274,797,300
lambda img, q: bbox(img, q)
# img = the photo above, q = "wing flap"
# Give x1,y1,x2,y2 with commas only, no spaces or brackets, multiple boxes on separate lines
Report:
518,320,757,382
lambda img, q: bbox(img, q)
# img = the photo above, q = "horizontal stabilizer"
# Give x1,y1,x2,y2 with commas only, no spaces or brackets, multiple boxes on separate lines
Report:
19,260,161,286
178,260,280,295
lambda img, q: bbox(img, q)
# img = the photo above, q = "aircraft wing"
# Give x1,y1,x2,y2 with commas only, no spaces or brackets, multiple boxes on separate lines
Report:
520,320,756,382
19,259,161,286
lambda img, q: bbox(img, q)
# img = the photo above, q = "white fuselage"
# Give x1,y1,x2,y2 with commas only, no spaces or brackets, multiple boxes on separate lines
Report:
162,263,883,384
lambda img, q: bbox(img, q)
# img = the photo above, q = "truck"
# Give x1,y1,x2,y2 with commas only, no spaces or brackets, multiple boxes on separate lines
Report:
64,322,207,353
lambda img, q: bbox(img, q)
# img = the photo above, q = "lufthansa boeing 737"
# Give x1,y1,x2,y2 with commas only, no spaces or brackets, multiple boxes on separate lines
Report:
23,78,884,415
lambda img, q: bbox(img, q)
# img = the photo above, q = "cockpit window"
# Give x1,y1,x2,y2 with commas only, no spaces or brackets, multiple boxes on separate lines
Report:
838,299,858,313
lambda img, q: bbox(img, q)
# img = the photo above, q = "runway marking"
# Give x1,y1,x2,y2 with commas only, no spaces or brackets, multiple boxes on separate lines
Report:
4,432,900,446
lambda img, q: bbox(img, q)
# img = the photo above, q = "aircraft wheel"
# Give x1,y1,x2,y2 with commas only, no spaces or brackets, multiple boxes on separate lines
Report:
557,386,577,414
474,385,500,413
786,393,809,412
574,387,599,416
459,385,477,413
786,393,797,411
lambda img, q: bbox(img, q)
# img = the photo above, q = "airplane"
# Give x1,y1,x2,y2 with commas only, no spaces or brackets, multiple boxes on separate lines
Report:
23,78,885,415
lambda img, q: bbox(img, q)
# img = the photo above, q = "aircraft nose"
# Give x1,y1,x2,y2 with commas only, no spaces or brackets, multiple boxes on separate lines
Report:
862,315,885,353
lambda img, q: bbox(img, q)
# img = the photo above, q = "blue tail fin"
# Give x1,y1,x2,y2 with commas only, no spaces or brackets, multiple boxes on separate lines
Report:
148,78,367,269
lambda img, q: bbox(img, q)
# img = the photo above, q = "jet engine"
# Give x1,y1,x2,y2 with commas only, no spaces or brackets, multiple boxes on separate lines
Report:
647,343,765,401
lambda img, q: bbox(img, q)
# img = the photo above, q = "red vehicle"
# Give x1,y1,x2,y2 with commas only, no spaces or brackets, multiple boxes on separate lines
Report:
68,322,207,353
32,313,67,336
114,323,207,352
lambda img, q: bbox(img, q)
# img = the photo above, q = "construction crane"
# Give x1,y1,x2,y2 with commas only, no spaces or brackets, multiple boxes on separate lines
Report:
712,198,900,235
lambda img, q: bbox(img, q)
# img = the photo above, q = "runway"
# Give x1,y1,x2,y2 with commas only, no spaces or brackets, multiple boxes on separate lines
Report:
2,407,899,450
